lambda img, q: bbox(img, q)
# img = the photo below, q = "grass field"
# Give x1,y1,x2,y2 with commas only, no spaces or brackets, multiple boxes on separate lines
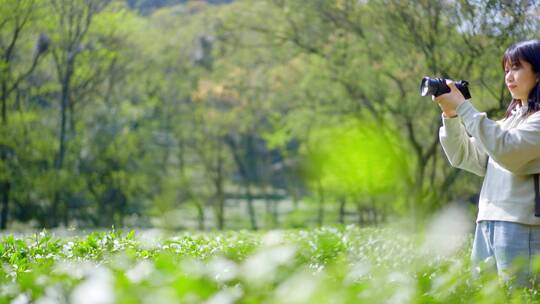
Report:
1,224,540,304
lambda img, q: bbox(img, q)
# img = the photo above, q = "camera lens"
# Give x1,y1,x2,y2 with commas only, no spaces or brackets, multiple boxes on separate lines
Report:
420,77,431,96
420,76,472,99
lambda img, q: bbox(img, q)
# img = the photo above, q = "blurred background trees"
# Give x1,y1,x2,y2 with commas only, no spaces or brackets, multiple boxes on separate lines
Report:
0,0,538,230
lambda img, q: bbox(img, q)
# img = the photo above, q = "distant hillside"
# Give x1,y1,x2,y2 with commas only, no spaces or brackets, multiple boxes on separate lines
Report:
127,0,234,15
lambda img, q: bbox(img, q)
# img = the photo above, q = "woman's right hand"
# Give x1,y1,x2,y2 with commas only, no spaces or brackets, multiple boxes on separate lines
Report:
434,98,457,118
433,80,464,118
439,107,457,118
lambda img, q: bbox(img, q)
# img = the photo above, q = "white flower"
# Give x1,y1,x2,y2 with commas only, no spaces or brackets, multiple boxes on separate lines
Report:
11,293,30,304
204,286,243,304
141,287,177,304
35,286,65,304
207,257,238,283
126,260,154,283
54,261,97,280
241,245,296,283
136,229,164,250
182,258,206,278
262,231,284,247
344,262,372,284
274,271,319,304
70,267,115,304
421,203,472,258
62,248,73,257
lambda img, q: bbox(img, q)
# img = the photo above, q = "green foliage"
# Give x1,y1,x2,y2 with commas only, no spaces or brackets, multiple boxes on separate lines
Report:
304,119,411,197
1,227,540,303
1,0,539,230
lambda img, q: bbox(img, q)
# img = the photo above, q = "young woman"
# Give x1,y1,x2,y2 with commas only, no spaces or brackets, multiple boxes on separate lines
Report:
435,40,540,287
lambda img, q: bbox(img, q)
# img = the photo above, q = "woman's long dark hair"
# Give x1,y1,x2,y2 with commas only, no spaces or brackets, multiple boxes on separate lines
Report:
502,40,540,118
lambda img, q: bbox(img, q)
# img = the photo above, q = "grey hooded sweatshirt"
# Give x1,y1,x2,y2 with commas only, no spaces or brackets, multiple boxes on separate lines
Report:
440,100,540,225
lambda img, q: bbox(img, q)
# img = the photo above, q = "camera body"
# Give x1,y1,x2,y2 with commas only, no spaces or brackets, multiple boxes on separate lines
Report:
420,77,471,99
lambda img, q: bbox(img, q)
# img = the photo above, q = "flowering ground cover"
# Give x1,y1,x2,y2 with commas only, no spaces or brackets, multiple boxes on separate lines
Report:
1,226,539,304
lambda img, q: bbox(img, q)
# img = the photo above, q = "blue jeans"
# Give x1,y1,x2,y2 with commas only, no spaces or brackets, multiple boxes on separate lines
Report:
472,220,540,287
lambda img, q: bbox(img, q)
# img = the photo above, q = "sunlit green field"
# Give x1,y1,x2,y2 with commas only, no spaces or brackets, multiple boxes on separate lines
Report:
1,226,540,304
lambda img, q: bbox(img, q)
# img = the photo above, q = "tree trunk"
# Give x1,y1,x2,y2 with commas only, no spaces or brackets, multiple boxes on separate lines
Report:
263,184,278,228
245,183,258,230
284,168,299,210
0,182,10,230
265,193,272,227
49,192,59,228
356,202,367,227
223,134,259,230
272,197,279,228
317,179,325,226
55,67,71,171
216,193,224,230
338,197,346,224
292,189,299,210
370,199,378,226
51,63,73,227
214,152,225,230
357,204,364,226
410,164,427,230
195,200,205,230
63,201,69,227
1,83,6,125
0,82,9,230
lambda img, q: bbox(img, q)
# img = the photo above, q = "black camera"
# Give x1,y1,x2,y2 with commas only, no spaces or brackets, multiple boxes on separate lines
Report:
419,77,471,99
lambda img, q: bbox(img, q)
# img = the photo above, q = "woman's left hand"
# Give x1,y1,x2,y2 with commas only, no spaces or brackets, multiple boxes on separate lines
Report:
433,80,466,117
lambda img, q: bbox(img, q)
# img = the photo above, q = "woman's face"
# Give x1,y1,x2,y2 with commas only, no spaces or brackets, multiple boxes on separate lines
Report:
505,59,539,101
